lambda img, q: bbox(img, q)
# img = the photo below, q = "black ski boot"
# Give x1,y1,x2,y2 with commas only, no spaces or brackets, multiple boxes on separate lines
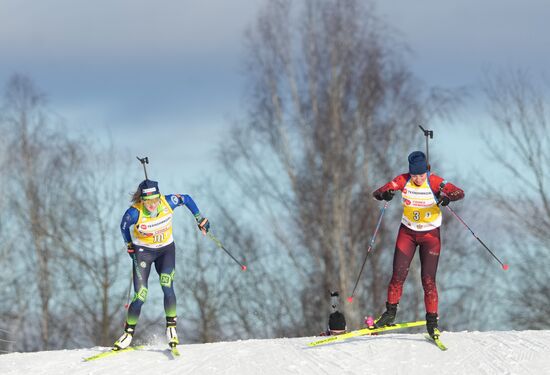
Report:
426,312,439,338
374,302,398,328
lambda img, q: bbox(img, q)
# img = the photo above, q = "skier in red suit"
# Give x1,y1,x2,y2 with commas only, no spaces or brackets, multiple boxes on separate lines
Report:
371,151,464,339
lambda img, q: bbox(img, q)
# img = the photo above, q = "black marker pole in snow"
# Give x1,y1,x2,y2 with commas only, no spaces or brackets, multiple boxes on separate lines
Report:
330,291,340,311
136,156,149,179
348,201,390,303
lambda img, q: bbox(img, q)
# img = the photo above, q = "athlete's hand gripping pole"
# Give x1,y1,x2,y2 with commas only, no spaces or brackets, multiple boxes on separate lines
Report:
348,201,390,303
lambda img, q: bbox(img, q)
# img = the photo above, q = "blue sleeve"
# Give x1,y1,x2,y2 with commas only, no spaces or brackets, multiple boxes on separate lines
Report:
165,194,201,217
120,207,139,244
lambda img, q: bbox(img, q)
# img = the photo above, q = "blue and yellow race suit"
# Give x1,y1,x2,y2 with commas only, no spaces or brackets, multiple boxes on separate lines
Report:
120,194,201,325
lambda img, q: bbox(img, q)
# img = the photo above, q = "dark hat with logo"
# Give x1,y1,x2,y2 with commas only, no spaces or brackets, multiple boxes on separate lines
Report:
139,179,160,199
408,151,428,175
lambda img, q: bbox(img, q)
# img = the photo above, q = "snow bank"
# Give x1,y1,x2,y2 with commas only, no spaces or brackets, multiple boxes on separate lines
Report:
1,330,549,375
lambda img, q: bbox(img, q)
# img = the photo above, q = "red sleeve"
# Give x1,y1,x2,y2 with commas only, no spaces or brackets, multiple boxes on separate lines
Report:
428,174,465,201
372,173,409,197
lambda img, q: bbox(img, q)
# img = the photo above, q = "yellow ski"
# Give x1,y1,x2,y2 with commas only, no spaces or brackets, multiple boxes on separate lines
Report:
83,345,145,362
425,329,448,351
308,320,426,347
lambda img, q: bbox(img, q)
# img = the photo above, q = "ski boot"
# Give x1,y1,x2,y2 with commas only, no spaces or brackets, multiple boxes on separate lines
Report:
113,323,136,350
374,302,398,328
426,312,440,339
166,317,179,348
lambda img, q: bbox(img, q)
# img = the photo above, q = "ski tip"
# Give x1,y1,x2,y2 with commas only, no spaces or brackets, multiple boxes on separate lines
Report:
502,264,509,271
241,265,247,271
347,296,353,303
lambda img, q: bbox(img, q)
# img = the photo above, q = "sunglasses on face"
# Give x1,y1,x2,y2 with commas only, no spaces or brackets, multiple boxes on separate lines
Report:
142,198,160,205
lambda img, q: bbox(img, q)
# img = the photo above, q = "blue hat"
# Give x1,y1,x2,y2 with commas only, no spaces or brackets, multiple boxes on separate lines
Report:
408,151,428,175
139,179,160,199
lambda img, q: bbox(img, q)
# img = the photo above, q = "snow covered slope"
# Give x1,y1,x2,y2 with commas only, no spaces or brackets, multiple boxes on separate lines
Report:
1,331,549,375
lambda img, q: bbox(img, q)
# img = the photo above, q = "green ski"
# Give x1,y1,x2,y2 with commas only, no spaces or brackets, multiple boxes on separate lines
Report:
169,345,181,358
308,320,426,347
83,345,145,362
425,332,448,351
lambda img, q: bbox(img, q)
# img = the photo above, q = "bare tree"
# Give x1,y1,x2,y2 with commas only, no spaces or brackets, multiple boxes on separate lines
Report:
51,143,131,348
0,190,18,353
1,74,61,350
219,0,457,334
0,74,132,350
482,69,550,329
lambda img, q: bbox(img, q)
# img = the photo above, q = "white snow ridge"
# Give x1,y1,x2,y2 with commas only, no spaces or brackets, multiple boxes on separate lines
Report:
1,331,550,375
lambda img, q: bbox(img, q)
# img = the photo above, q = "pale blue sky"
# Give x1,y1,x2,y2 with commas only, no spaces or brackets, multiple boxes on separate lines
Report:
1,0,548,188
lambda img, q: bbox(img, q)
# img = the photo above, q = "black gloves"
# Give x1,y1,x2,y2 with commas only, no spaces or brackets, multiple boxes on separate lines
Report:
373,188,450,205
437,181,451,206
437,195,450,206
126,242,135,258
374,189,395,201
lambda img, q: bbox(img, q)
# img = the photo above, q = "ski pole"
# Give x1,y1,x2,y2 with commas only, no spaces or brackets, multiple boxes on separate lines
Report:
206,232,247,271
348,201,390,303
124,267,133,309
445,205,509,271
136,156,149,179
124,251,142,309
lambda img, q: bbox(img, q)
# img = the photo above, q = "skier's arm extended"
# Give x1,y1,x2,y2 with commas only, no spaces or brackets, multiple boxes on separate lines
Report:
165,194,210,233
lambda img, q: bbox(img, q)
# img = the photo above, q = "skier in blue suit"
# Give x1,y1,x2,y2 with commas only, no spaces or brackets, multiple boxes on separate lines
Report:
114,179,210,351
